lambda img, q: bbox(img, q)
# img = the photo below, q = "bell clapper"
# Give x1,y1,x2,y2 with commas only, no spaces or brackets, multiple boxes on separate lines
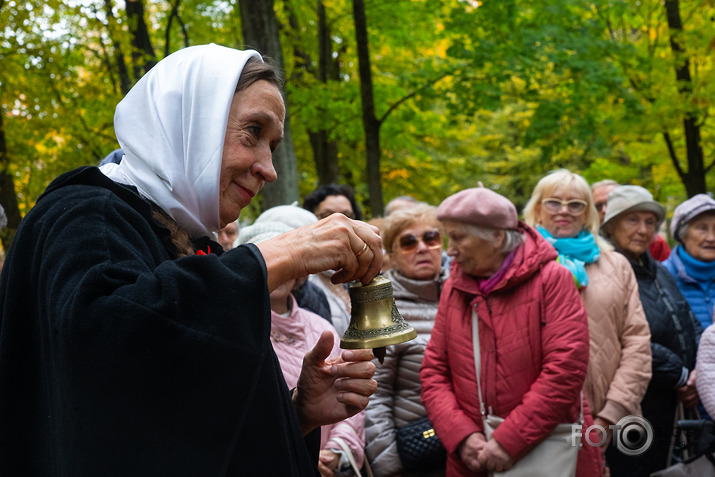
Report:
374,346,386,365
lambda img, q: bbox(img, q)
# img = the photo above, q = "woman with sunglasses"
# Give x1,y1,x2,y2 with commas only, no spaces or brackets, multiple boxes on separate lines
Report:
365,203,448,477
421,187,602,477
524,169,651,477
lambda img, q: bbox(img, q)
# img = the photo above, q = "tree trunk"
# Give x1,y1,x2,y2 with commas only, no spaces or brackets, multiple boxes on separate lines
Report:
664,0,706,197
353,0,383,217
103,0,132,95
126,0,157,77
238,0,299,210
165,0,190,58
0,108,21,250
313,0,340,185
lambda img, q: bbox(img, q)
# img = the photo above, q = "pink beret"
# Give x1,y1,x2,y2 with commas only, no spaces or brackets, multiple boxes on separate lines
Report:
437,187,518,229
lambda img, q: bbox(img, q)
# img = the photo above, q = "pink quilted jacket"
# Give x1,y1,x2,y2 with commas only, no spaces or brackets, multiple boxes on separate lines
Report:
270,296,365,470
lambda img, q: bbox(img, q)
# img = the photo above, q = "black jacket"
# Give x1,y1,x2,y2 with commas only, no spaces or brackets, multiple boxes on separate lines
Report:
0,167,320,476
614,251,702,475
627,252,702,389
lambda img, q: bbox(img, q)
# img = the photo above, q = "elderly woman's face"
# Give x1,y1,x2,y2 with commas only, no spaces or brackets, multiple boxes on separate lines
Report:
219,80,285,227
609,211,658,260
536,186,589,238
389,222,442,280
682,212,715,262
443,221,505,278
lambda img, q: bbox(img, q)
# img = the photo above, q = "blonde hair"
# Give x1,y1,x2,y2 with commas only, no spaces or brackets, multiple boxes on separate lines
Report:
382,204,440,255
523,169,611,251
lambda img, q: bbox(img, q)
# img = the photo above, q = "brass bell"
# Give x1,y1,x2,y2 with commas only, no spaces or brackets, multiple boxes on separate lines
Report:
340,276,417,363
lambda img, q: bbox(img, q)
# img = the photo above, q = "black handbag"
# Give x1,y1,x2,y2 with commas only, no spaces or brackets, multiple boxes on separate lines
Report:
395,416,447,472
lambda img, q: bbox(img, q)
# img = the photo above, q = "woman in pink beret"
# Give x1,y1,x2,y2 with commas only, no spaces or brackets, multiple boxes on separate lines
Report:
420,186,602,477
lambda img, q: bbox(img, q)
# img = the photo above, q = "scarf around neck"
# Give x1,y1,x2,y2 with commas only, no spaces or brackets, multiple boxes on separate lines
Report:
677,245,715,283
537,226,600,289
100,44,261,238
477,248,516,295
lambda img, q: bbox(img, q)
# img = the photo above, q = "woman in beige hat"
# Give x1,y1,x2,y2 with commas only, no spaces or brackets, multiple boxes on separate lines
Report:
601,185,702,476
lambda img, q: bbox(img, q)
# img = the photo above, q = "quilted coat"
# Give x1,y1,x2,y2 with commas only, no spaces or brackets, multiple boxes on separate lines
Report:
696,324,715,417
270,296,365,471
663,245,715,330
364,267,447,477
580,250,652,425
609,250,701,475
421,224,601,477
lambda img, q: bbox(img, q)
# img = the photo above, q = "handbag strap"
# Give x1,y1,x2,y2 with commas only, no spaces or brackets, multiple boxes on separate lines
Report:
331,437,362,477
471,308,487,417
470,308,583,423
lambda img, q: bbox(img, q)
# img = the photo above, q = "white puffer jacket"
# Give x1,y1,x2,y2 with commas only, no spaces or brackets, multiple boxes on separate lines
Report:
696,324,715,417
364,267,447,477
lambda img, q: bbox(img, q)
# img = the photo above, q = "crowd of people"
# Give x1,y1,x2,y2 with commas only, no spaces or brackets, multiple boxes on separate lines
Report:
0,44,714,477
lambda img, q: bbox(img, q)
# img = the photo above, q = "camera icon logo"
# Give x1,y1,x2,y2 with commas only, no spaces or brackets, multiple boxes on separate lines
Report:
610,415,654,456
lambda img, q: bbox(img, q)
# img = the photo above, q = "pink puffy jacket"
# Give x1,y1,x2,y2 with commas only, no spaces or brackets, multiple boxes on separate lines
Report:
421,224,601,477
271,296,365,471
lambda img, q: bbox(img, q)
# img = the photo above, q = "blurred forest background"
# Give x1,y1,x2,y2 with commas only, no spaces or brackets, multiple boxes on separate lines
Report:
2,0,715,250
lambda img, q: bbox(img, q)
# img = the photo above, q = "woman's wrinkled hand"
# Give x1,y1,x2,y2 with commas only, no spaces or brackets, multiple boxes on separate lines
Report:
677,370,699,409
593,417,614,450
256,214,382,292
458,432,487,472
293,330,377,435
477,438,515,473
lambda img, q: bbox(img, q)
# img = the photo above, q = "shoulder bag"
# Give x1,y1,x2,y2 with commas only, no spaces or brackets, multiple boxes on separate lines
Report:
472,309,581,477
395,414,447,472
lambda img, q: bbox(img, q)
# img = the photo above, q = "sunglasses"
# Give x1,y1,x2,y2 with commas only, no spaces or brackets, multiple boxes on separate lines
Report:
397,230,442,252
541,198,588,215
595,202,607,212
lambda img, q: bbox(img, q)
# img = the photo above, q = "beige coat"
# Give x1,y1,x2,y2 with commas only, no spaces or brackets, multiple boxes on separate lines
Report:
581,249,652,424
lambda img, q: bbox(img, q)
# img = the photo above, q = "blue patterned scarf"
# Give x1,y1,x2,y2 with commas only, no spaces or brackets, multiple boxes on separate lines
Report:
537,226,600,289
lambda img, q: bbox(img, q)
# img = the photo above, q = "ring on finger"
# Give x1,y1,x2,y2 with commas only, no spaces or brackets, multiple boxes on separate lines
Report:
354,242,368,257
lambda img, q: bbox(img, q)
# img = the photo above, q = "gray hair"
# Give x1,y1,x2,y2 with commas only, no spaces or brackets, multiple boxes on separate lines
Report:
591,179,619,192
384,195,420,216
459,223,524,253
679,222,691,242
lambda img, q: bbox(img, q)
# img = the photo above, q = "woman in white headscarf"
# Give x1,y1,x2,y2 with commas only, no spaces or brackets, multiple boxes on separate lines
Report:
0,44,380,477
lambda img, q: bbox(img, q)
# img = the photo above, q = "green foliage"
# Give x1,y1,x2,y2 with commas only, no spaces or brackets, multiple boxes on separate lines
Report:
2,0,715,226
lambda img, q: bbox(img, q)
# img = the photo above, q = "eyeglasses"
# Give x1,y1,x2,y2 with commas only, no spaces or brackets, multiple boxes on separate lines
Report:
397,230,442,252
315,210,356,220
595,202,607,212
541,198,588,215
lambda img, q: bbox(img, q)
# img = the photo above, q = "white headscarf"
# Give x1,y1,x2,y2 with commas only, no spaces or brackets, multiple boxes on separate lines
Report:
100,44,262,237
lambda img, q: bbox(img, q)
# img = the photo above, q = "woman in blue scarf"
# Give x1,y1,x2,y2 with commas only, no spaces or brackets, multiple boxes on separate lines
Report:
524,169,652,477
663,194,715,331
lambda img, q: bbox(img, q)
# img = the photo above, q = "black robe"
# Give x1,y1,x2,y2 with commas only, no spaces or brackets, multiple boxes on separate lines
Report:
0,167,320,476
